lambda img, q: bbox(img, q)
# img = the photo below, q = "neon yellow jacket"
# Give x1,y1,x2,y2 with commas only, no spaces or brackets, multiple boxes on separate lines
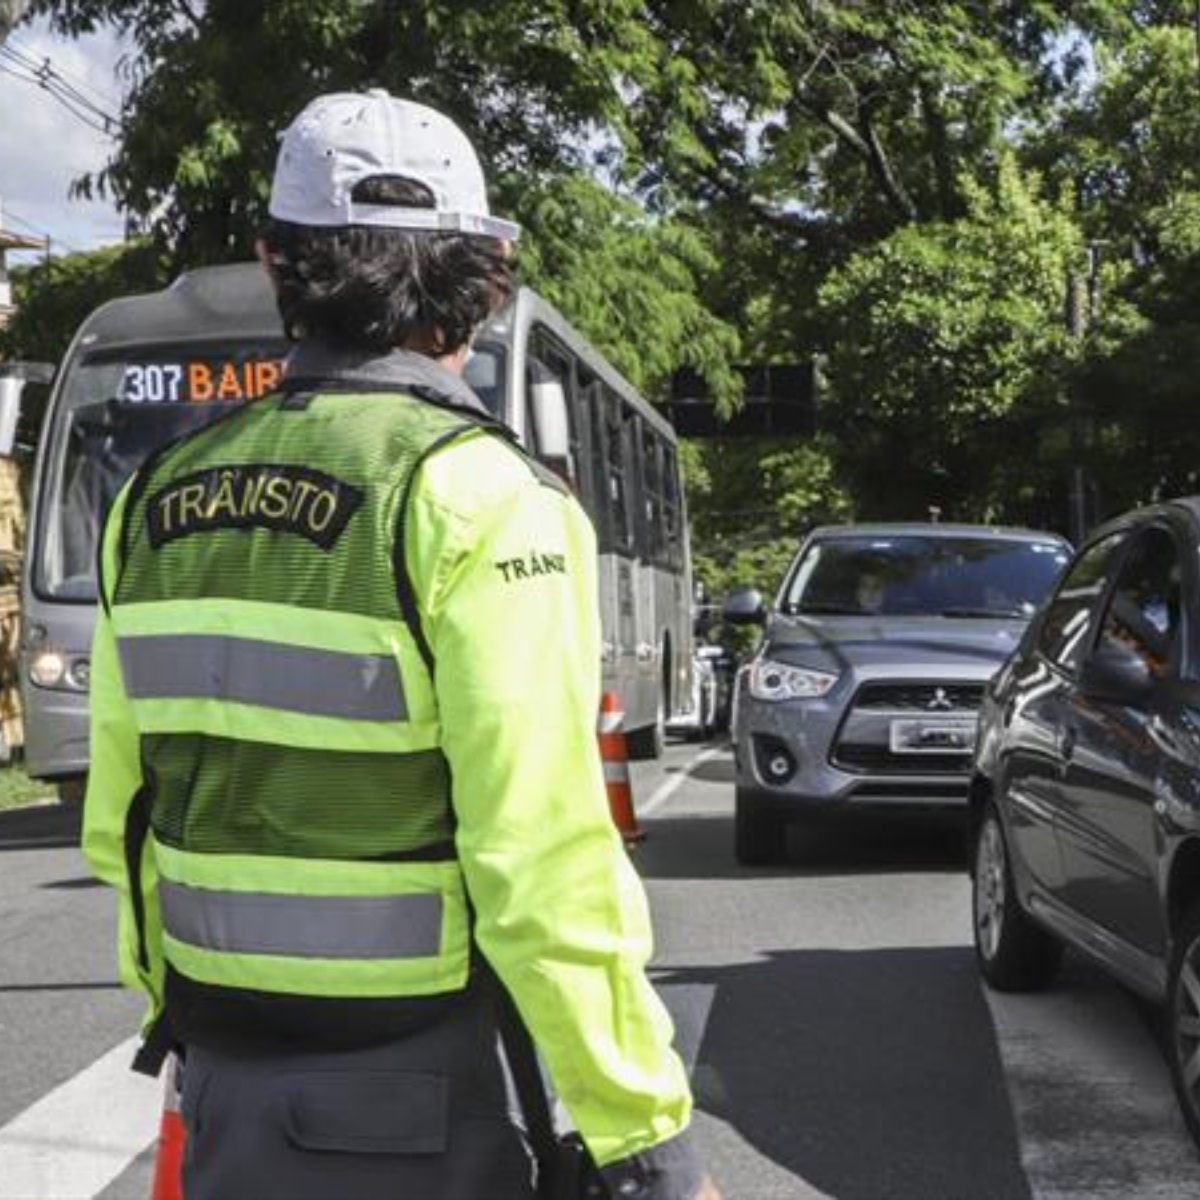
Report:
83,366,694,1174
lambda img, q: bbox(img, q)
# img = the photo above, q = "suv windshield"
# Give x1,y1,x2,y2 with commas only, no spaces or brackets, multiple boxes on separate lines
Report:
782,535,1069,619
36,342,287,601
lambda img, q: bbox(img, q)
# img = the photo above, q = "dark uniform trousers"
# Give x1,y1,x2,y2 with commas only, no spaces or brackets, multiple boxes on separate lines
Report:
179,986,537,1200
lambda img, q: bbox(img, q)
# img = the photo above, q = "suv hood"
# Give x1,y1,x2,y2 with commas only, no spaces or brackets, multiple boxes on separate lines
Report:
764,613,1026,672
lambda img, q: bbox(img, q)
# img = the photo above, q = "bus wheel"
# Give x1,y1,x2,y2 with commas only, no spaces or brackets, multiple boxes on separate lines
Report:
57,776,87,806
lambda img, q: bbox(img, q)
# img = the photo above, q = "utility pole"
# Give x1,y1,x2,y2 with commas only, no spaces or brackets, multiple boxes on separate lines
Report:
1065,243,1105,545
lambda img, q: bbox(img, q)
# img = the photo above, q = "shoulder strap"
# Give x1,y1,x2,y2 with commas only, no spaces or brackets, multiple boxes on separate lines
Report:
391,422,482,678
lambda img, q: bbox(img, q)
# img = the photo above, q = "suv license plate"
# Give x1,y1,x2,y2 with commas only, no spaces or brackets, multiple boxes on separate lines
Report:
889,718,976,754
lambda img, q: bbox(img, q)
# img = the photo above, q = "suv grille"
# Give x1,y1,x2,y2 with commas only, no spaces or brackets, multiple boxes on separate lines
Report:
831,679,982,776
853,682,985,712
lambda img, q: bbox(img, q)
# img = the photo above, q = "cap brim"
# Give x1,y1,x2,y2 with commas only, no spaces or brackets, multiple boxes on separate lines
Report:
344,204,520,240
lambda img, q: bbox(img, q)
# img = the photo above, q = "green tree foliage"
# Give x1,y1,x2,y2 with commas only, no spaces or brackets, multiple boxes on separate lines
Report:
817,160,1082,522
20,0,1200,550
513,173,740,407
686,436,852,601
0,241,164,364
33,0,662,265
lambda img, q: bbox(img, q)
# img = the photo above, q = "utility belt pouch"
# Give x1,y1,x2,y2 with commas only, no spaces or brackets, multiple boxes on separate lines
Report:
544,1132,606,1200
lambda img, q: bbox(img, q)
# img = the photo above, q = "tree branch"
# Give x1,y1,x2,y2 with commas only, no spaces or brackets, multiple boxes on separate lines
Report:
862,116,917,222
918,80,961,221
796,95,916,222
696,157,836,242
175,0,201,30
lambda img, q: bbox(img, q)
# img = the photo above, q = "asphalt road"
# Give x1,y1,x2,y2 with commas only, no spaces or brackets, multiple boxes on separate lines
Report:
2,742,1199,1199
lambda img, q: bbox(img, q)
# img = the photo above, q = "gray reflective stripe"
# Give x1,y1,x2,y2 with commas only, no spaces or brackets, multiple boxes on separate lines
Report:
159,880,442,960
118,634,406,720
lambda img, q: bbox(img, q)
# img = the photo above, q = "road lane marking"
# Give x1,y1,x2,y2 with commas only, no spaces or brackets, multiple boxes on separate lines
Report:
639,747,725,817
0,1036,160,1200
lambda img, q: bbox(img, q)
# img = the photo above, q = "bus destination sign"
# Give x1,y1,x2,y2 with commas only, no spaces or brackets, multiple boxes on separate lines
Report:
120,357,285,404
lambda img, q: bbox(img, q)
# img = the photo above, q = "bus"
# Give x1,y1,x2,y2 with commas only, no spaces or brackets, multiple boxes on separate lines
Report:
21,263,695,800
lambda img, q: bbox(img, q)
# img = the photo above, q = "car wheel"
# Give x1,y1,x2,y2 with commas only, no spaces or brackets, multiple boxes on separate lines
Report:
734,788,787,866
1167,903,1200,1149
972,802,1062,990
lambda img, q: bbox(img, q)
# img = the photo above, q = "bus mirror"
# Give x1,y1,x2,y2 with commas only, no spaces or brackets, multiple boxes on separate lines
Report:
0,377,22,458
529,372,571,468
0,363,53,458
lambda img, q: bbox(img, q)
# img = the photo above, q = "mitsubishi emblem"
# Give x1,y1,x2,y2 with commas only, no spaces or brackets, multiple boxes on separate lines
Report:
927,687,953,712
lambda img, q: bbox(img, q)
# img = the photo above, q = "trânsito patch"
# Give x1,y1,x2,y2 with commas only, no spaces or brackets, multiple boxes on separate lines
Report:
146,464,364,550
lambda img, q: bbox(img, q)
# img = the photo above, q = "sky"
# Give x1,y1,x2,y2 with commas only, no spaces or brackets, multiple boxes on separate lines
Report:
0,14,129,265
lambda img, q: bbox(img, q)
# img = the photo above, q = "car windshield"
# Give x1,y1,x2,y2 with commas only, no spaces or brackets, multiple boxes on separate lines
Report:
781,535,1070,619
36,341,287,602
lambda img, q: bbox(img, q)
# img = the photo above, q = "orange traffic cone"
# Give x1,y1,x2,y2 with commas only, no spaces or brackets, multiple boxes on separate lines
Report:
598,692,645,845
150,1052,185,1200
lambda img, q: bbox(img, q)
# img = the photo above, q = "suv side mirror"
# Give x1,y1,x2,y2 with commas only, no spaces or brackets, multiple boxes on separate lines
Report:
723,586,766,626
1079,640,1155,704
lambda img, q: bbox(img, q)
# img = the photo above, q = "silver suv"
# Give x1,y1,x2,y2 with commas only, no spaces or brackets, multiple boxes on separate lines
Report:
725,523,1069,864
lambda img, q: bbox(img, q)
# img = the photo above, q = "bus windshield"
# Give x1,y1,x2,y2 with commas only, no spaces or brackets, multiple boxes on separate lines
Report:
36,339,510,602
36,342,287,601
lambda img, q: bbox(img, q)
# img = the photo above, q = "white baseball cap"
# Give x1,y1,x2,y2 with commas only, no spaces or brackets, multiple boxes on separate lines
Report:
269,89,520,241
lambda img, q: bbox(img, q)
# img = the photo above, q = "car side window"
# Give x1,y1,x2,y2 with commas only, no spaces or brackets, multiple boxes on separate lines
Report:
1037,532,1126,673
1095,527,1182,678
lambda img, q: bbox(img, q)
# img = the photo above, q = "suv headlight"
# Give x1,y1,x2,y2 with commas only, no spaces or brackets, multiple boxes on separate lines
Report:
748,658,838,701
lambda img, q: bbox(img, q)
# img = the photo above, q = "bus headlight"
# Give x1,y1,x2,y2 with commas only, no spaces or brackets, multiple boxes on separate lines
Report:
30,650,66,688
29,651,90,692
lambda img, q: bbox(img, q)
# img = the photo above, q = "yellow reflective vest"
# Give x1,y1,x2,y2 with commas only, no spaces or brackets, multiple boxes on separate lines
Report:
83,363,694,1169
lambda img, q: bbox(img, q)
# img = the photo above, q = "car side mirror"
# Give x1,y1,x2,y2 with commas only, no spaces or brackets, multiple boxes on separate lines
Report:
1079,640,1155,704
723,586,766,626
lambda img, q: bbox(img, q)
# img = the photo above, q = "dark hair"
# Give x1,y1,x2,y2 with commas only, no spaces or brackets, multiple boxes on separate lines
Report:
262,176,515,354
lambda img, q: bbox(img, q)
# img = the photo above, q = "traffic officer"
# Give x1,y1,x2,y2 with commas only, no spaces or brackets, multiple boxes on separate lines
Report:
82,90,719,1200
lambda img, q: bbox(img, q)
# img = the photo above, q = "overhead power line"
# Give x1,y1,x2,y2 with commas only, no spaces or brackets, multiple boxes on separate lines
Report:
0,43,119,136
4,34,120,114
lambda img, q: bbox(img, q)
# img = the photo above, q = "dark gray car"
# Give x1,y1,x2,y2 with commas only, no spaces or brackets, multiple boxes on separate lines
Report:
726,523,1070,864
970,497,1200,1149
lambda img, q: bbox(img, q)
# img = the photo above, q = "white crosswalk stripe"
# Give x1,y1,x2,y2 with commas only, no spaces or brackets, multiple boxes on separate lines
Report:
0,1037,159,1200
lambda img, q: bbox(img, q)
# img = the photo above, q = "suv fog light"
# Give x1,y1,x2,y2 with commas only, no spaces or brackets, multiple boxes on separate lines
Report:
768,755,792,780
753,735,797,785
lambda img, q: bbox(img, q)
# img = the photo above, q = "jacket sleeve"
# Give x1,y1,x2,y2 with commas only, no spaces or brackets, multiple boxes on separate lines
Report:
407,435,702,1194
81,483,164,1027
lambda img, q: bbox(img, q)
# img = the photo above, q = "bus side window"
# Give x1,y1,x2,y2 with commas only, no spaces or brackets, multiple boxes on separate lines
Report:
604,389,635,555
574,367,604,529
663,445,684,570
641,425,667,567
528,330,592,505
